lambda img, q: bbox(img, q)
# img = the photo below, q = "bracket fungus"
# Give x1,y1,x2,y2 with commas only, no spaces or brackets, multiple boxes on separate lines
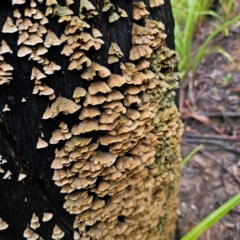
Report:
92,28,102,38
46,0,57,6
0,40,12,54
30,0,37,7
73,87,87,103
66,0,74,5
133,2,150,20
1,0,184,238
43,61,61,75
23,34,43,46
2,104,11,112
0,56,13,85
88,81,111,95
0,218,8,230
12,0,26,4
79,106,101,120
42,97,81,119
118,7,128,17
109,12,120,23
79,0,98,19
44,30,61,48
3,170,12,179
52,4,74,17
30,213,40,229
42,212,53,222
50,123,72,144
107,74,127,88
129,45,153,61
18,173,27,181
23,228,39,240
102,0,114,12
36,137,48,149
150,0,165,8
17,45,32,57
31,67,46,81
2,17,18,33
108,42,124,64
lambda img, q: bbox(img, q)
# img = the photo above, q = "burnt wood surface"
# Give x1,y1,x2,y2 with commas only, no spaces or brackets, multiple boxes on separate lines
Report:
0,1,176,239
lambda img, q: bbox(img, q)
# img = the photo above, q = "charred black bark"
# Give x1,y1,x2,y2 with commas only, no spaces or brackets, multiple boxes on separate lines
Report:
0,1,177,239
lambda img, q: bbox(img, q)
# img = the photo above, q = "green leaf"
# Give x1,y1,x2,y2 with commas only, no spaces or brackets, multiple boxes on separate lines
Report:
181,144,203,167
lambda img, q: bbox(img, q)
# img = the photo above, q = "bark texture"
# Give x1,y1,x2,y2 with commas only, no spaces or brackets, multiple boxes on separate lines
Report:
0,0,182,239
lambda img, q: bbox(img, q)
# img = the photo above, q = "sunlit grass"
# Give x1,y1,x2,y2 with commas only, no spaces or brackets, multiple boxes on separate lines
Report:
171,0,240,79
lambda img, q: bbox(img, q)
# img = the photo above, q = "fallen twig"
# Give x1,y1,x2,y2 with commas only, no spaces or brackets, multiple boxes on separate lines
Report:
195,112,240,117
184,132,239,141
182,137,240,155
201,151,240,185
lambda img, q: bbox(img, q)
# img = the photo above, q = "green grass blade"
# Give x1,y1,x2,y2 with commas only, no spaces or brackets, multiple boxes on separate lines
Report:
214,47,234,63
181,144,203,167
195,14,240,65
181,192,240,240
197,10,224,22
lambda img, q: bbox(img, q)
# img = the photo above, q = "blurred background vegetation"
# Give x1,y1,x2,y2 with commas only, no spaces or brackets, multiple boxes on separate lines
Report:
172,0,240,79
170,0,240,239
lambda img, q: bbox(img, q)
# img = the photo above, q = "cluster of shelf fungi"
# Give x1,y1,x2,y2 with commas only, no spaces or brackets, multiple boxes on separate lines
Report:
0,0,183,239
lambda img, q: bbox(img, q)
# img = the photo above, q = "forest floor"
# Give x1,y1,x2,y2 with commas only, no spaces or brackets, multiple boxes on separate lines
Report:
178,21,240,239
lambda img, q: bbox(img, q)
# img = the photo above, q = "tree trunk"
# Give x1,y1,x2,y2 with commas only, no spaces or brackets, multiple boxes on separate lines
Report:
0,0,182,239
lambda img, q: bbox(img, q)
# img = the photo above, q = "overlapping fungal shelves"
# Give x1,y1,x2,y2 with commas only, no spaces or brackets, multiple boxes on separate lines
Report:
0,0,182,239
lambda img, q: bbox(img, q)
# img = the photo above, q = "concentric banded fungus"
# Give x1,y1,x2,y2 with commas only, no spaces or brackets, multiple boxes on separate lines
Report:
79,106,101,120
23,0,184,239
107,74,127,88
88,81,111,95
0,218,8,230
50,122,72,144
129,45,153,60
133,2,150,20
43,97,81,119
